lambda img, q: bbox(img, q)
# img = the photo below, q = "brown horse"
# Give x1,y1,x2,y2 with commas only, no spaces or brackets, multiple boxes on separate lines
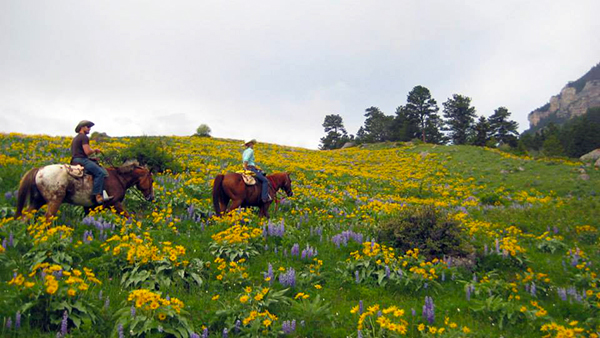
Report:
212,172,293,218
15,160,154,219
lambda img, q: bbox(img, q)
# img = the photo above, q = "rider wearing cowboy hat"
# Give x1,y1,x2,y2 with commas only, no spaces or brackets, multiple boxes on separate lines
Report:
71,120,112,204
242,139,272,203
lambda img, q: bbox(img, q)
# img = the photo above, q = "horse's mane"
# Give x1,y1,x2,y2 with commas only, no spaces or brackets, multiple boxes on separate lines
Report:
116,159,140,174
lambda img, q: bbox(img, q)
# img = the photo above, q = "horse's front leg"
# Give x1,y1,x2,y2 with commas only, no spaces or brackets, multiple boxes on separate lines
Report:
261,202,271,219
227,199,243,214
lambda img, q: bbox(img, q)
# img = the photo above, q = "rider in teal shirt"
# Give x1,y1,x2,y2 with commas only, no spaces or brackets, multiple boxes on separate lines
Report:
243,139,271,203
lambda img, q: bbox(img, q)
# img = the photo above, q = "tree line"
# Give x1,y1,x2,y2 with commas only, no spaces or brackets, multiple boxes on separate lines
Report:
319,85,519,150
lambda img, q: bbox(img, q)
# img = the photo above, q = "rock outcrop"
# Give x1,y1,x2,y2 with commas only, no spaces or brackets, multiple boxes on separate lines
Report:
528,63,600,130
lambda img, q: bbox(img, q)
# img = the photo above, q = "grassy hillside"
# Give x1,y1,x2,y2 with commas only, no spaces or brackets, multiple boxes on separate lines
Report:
0,133,599,337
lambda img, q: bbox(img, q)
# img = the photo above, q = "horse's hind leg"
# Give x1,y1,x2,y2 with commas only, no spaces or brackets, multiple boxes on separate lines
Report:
45,197,64,221
227,199,243,213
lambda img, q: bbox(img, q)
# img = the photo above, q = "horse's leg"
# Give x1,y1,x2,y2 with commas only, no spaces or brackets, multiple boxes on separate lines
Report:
45,197,64,221
219,196,230,216
263,202,271,219
227,199,243,213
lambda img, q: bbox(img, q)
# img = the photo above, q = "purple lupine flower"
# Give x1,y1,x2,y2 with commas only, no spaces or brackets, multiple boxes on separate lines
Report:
282,320,297,334
291,244,300,257
202,327,209,338
9,232,14,247
2,238,6,250
397,269,403,278
411,308,416,317
4,191,12,200
385,265,390,279
61,310,68,336
158,326,163,333
530,282,537,297
279,268,296,287
131,306,136,317
15,311,21,330
441,272,445,282
118,324,124,338
301,244,317,260
557,288,567,301
190,333,200,338
355,270,360,284
357,330,363,338
466,285,474,301
422,296,435,324
359,300,364,314
495,238,500,254
222,328,228,338
6,317,12,329
234,320,241,333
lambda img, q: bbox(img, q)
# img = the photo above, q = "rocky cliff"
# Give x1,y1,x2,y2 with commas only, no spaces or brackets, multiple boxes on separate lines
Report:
528,63,600,131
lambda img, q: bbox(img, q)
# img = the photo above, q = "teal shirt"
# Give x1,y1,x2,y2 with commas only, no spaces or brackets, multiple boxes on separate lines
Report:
242,147,255,166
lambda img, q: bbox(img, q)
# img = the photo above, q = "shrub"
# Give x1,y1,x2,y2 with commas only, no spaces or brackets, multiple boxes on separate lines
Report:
377,205,473,259
194,124,212,137
104,137,181,173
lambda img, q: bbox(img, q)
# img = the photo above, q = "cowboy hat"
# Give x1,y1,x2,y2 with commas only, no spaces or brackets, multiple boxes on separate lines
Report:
243,139,257,146
75,120,95,133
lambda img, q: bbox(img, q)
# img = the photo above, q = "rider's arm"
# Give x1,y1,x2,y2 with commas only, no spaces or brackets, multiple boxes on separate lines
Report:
82,144,101,156
243,161,248,170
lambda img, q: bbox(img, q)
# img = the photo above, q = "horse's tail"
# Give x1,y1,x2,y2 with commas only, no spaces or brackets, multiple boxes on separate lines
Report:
16,167,39,217
212,174,225,215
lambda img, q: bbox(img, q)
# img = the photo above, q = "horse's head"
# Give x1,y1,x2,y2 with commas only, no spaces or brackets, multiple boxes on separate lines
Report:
281,173,293,197
134,167,154,201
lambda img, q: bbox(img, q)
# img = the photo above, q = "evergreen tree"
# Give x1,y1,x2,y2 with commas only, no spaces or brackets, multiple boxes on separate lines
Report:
319,114,350,150
391,105,419,141
404,86,440,143
489,107,519,147
357,107,393,143
442,94,477,145
471,116,491,146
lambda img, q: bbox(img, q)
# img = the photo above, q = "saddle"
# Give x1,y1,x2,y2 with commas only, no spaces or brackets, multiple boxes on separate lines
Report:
65,164,85,178
236,170,257,185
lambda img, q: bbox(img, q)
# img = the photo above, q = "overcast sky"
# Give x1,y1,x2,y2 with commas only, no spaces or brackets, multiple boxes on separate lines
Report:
1,1,599,149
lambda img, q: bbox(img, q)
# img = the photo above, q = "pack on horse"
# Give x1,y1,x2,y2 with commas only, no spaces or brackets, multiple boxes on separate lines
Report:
15,160,154,219
212,172,293,218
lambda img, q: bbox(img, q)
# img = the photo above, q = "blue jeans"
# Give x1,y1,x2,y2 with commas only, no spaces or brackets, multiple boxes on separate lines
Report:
247,166,270,202
72,158,108,195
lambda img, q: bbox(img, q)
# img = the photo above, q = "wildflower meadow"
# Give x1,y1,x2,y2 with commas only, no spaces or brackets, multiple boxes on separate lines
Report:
0,133,599,337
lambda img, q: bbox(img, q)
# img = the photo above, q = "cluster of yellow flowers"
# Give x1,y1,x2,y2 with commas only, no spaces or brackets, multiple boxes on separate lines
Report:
27,221,74,244
214,257,248,281
9,263,101,296
242,309,278,328
352,303,408,334
540,322,586,338
350,241,397,263
128,289,184,314
102,233,188,266
211,224,263,245
575,225,597,234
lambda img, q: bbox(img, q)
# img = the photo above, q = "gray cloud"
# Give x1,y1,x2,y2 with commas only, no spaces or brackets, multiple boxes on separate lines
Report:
1,0,599,148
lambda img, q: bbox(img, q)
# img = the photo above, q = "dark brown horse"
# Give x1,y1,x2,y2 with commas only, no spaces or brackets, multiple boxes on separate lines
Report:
16,160,154,219
212,172,293,218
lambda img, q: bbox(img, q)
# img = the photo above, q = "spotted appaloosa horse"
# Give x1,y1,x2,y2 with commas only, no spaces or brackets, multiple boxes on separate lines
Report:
212,172,293,218
15,160,154,219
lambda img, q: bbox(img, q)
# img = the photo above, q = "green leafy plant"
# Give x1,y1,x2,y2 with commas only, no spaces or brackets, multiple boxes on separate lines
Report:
378,205,473,259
